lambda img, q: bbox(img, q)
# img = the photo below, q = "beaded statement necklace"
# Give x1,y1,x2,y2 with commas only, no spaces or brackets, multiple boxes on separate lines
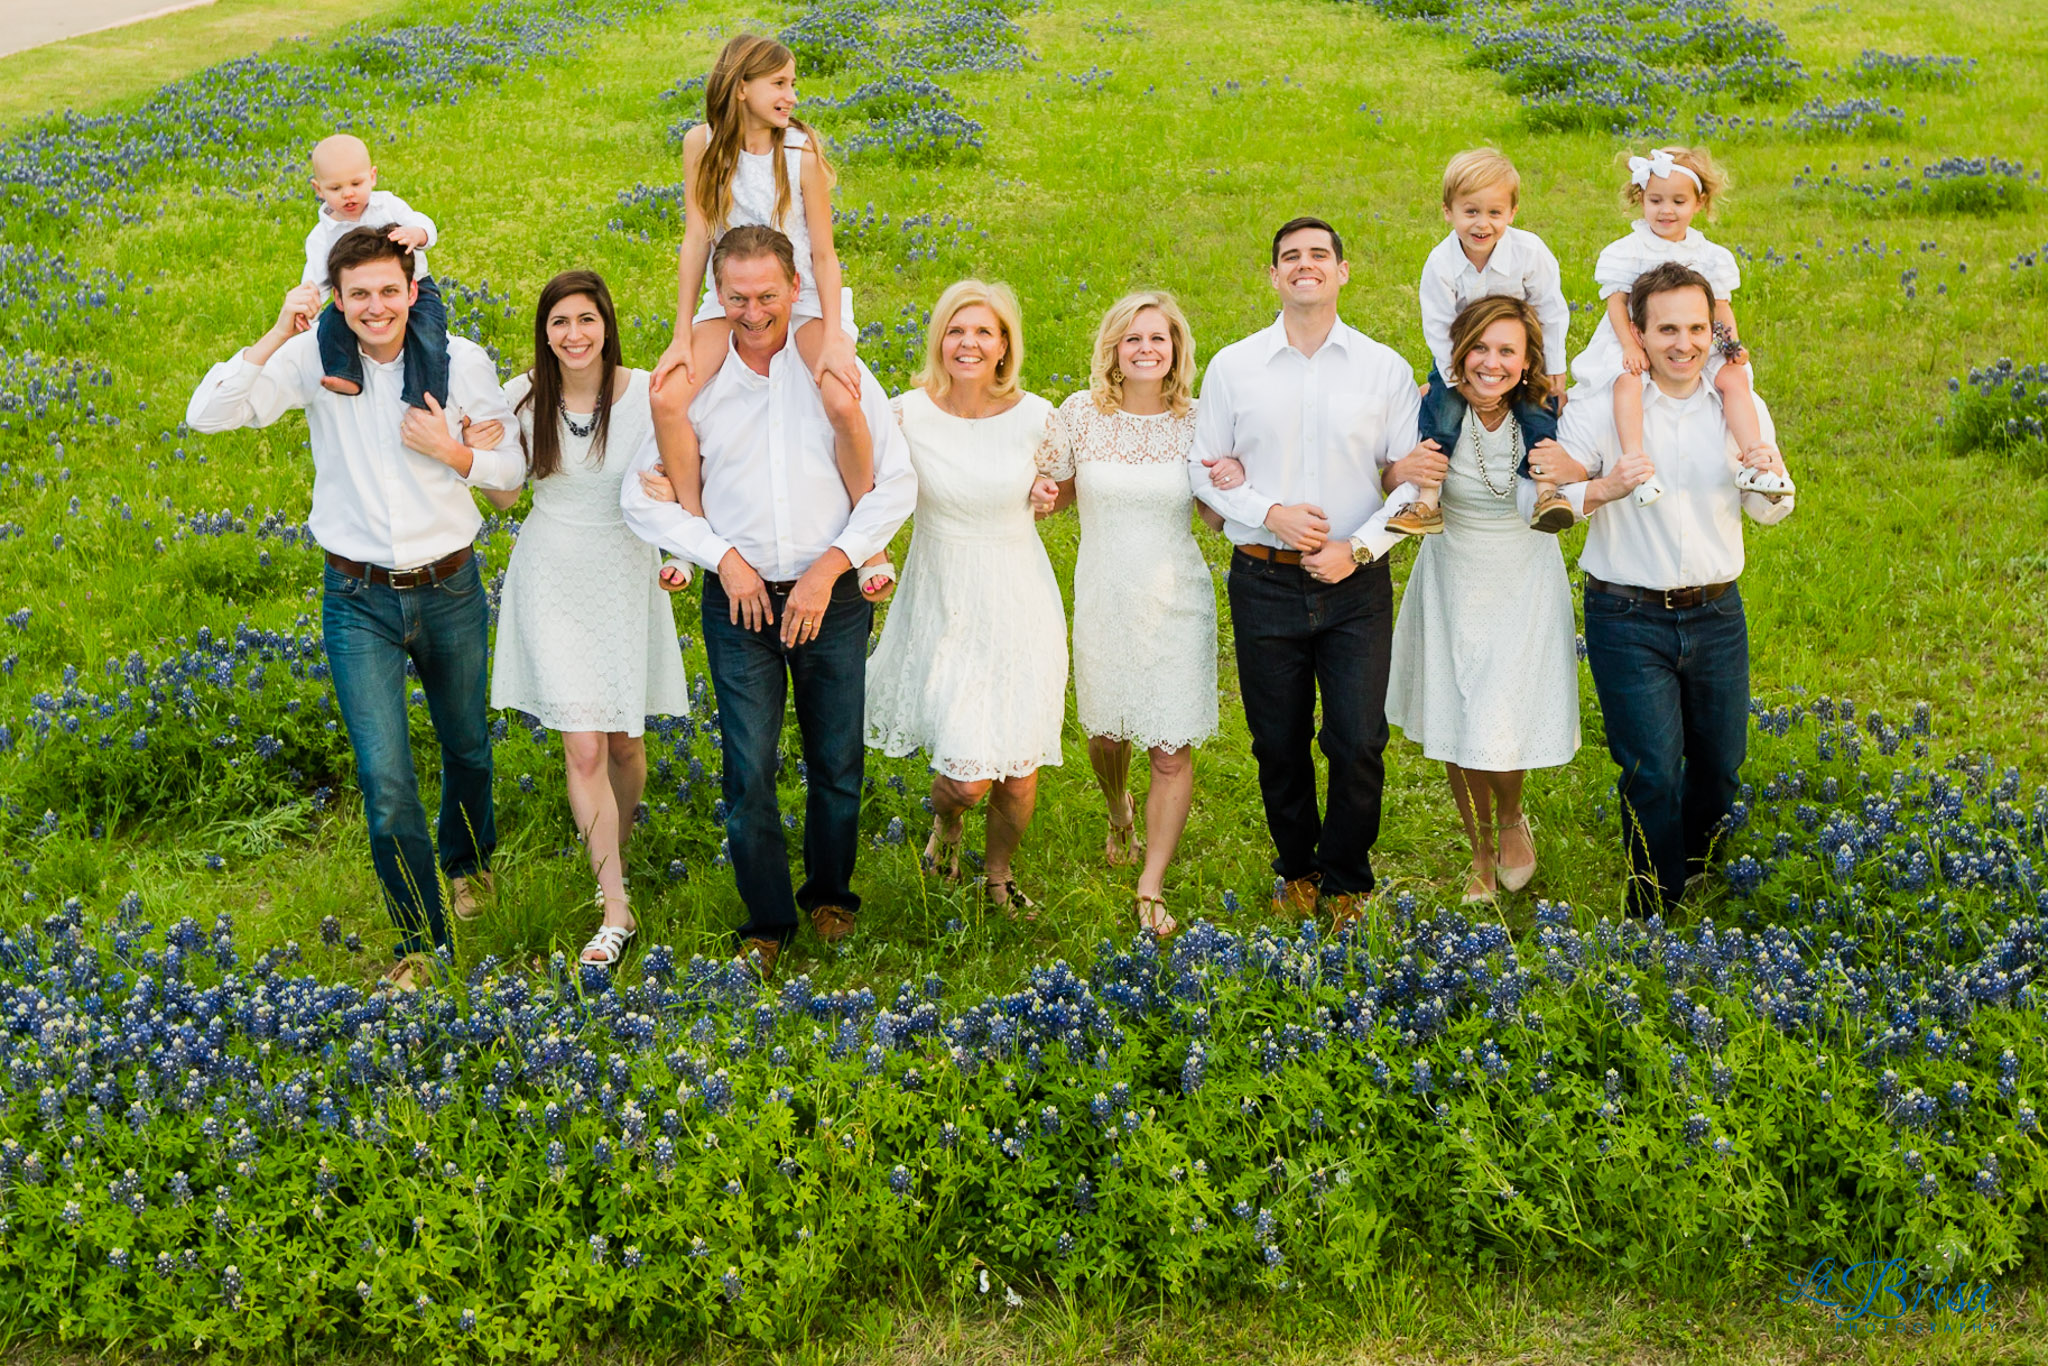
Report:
1465,404,1521,500
558,398,597,440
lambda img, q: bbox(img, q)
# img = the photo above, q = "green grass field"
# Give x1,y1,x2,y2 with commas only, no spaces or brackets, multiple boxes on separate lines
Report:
4,0,2047,1358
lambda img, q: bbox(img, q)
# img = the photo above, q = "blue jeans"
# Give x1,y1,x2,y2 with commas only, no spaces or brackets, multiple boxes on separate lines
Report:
701,569,872,946
1226,550,1393,897
1419,363,1559,477
1581,582,1749,916
322,555,495,957
317,275,449,409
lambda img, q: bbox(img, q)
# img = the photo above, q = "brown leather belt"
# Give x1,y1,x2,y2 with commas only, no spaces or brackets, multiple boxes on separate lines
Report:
325,545,473,589
1234,543,1304,566
1585,572,1733,610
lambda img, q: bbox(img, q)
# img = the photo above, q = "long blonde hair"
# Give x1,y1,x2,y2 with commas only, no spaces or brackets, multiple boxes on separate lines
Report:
695,35,836,235
1089,291,1195,416
916,279,1025,402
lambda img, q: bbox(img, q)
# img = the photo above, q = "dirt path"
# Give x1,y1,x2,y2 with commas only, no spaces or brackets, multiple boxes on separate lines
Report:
0,0,216,59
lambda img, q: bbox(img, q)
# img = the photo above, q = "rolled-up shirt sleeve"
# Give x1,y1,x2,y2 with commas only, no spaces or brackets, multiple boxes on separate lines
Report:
830,367,917,567
619,427,734,570
186,338,315,432
1187,359,1274,527
447,347,525,491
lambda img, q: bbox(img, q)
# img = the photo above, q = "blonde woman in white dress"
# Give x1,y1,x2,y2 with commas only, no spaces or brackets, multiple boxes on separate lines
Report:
1384,296,1587,903
864,279,1066,913
488,270,691,966
1038,292,1219,936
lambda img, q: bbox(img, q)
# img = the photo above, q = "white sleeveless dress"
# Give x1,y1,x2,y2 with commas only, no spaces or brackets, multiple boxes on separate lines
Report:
864,388,1068,780
1039,392,1216,752
1385,407,1578,770
1570,220,1743,393
691,127,854,335
490,370,690,735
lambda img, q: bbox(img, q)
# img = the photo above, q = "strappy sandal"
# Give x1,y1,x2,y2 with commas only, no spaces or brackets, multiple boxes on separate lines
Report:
1496,813,1537,893
380,953,434,993
922,817,964,881
1104,793,1143,868
580,917,636,968
986,878,1037,921
1134,893,1177,938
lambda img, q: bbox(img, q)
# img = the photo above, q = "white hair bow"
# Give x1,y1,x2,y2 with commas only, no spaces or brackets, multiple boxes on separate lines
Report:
1629,148,1703,191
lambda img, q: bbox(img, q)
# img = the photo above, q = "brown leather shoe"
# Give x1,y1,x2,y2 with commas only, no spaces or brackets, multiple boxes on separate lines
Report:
450,870,494,923
1323,892,1371,932
809,904,856,945
1529,491,1575,534
1385,501,1444,536
1272,874,1320,917
739,937,781,979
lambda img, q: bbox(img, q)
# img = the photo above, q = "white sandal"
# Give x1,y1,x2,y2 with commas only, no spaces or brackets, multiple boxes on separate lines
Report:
580,921,635,968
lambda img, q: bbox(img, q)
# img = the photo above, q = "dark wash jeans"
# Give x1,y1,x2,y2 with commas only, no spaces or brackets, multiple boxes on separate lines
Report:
701,569,872,946
321,555,495,958
316,274,450,409
1225,550,1394,898
1418,363,1559,478
1581,581,1749,916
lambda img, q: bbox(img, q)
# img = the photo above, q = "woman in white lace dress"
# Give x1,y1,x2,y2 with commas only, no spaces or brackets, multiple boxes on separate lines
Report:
1385,296,1587,903
489,270,691,965
864,279,1066,912
1038,292,1218,935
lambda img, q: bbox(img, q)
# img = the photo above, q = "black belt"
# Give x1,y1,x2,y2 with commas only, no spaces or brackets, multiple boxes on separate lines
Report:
1585,572,1733,610
325,545,472,589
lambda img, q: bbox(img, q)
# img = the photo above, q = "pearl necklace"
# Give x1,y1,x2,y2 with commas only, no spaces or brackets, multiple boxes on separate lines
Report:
1465,404,1521,500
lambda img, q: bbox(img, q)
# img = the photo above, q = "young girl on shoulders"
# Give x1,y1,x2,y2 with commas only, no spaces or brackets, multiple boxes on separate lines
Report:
648,34,869,514
1571,146,1775,499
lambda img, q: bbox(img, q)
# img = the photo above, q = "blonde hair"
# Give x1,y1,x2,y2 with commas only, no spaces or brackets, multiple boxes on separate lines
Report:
695,35,837,235
1089,291,1195,417
916,279,1024,402
1622,145,1729,217
1445,296,1552,409
1442,147,1520,207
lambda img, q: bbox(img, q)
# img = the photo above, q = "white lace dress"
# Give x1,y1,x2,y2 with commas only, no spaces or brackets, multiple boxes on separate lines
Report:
864,388,1067,780
1039,393,1217,752
1386,406,1579,770
490,370,690,735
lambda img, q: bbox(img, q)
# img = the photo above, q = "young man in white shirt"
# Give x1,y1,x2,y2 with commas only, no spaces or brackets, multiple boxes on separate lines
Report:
621,226,915,976
1536,260,1795,916
1187,216,1429,925
186,227,525,989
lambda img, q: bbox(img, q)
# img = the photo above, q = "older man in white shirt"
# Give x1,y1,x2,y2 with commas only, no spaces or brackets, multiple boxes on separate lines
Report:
1531,260,1795,917
1188,215,1429,925
186,227,525,989
622,226,914,976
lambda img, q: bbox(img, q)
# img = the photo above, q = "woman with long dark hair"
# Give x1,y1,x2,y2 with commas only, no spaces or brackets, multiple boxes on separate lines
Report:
488,270,690,966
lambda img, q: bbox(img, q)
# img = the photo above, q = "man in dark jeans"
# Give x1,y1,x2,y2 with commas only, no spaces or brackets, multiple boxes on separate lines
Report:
1188,216,1423,926
622,226,914,976
186,227,526,988
1538,261,1796,915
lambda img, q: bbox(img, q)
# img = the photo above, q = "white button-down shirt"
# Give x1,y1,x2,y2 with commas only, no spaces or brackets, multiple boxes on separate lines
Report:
301,191,436,298
1188,314,1420,549
620,331,914,581
1418,226,1571,378
1532,373,1794,590
185,331,523,569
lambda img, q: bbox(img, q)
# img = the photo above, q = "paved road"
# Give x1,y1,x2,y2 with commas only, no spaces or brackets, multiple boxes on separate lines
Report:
1,0,216,59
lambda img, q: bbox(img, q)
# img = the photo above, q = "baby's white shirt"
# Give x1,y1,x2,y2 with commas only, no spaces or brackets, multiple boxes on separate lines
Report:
301,190,437,298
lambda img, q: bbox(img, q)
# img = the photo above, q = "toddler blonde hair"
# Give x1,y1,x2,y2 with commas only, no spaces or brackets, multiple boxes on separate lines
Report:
1089,291,1195,417
1622,145,1729,216
916,279,1025,402
1442,148,1520,207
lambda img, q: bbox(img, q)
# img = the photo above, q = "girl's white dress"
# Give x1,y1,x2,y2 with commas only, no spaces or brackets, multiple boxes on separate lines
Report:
864,388,1067,780
1039,393,1217,752
1569,219,1743,391
490,369,689,735
691,126,854,335
1386,407,1579,770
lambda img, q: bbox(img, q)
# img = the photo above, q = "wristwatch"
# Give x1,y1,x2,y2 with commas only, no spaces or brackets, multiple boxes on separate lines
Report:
1349,535,1378,566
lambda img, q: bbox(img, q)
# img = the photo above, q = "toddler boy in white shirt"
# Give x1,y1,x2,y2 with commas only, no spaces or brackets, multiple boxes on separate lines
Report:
302,133,448,409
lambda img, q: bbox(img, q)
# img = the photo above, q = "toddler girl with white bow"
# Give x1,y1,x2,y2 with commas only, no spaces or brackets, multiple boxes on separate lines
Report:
1571,145,1788,501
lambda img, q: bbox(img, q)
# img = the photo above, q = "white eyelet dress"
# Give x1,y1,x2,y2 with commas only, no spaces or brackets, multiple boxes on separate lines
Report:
1385,407,1579,770
690,127,855,337
863,388,1068,781
489,370,690,735
1039,392,1217,753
